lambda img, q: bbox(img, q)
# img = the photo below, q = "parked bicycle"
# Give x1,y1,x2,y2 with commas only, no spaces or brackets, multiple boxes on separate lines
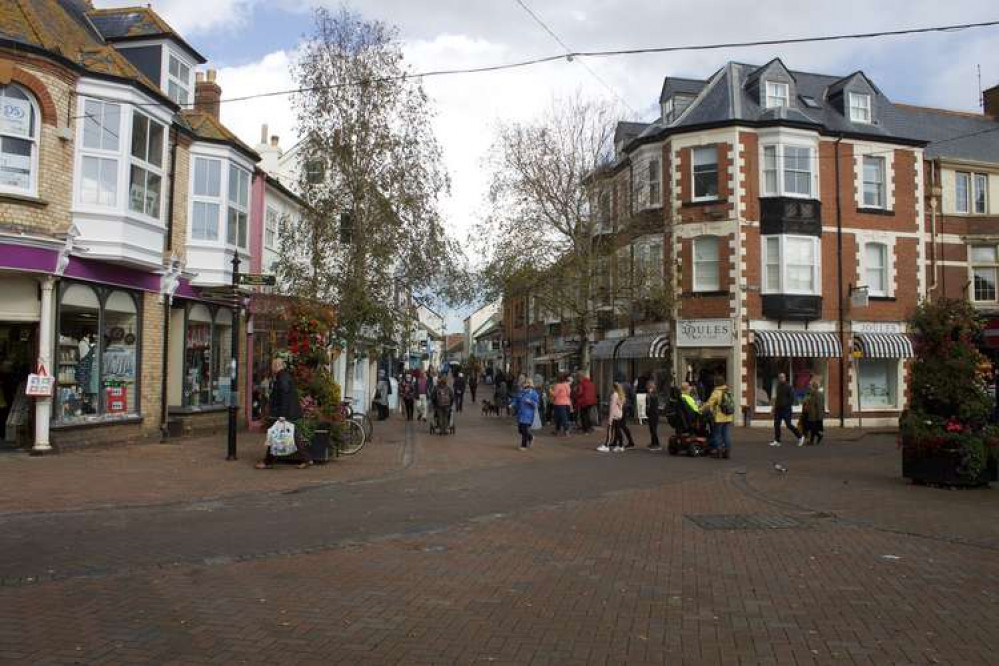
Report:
335,398,370,456
341,396,374,441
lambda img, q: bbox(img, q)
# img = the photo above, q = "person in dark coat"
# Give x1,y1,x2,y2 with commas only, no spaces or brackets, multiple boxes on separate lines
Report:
468,373,478,403
257,357,312,469
454,373,466,412
770,371,804,447
645,380,661,450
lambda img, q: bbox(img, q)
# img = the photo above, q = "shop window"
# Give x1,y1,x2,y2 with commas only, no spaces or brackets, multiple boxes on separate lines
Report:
180,303,234,408
754,356,824,411
56,284,140,423
0,84,39,195
857,358,898,409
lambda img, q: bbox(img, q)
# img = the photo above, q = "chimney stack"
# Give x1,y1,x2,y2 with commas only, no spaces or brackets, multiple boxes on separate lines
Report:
195,69,221,120
270,135,279,148
984,83,999,120
259,124,268,144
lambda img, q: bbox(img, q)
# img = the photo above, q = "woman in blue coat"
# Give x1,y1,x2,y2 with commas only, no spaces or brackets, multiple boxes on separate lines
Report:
511,378,539,450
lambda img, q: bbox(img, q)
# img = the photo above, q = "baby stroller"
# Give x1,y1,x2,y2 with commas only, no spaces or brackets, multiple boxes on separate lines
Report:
429,402,456,436
666,388,711,456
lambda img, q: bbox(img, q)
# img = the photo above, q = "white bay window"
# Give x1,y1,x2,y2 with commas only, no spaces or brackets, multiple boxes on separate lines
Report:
191,157,221,241
227,165,250,248
128,112,165,219
761,142,816,198
79,99,121,206
761,235,820,295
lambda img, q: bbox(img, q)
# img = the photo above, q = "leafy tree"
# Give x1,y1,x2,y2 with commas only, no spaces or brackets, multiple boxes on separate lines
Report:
276,7,467,360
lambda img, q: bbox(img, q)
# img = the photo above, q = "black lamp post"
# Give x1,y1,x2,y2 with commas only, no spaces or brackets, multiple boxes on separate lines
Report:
227,253,241,461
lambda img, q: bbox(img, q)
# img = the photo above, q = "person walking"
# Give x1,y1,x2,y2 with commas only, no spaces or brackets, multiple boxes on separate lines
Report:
770,372,804,447
400,372,415,421
575,372,597,434
469,373,478,403
373,369,391,421
415,371,429,422
551,372,572,436
431,376,454,432
702,374,735,459
256,357,312,469
512,377,539,450
454,373,466,413
645,380,662,451
495,377,510,417
598,382,630,453
802,378,825,445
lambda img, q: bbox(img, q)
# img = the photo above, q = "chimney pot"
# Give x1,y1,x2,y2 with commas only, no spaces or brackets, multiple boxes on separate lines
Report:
260,124,268,144
270,135,279,148
984,83,999,120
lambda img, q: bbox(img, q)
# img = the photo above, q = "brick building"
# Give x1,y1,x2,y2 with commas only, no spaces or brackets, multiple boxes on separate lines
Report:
588,59,938,426
0,2,265,451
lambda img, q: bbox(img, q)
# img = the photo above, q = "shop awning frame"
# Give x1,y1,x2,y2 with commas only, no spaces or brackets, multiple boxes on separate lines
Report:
616,334,671,360
853,333,914,359
592,338,624,360
753,330,842,358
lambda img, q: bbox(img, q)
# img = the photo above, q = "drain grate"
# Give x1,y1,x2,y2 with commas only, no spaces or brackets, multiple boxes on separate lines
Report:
685,514,805,530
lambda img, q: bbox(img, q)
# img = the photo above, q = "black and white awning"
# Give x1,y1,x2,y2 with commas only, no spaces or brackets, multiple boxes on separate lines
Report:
617,334,671,360
853,333,914,359
753,330,842,358
591,338,623,360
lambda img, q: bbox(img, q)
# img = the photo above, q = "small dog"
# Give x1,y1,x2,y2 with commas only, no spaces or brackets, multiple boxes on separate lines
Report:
481,400,500,416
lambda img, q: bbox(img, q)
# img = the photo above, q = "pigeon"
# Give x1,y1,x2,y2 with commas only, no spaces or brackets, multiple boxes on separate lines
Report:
773,462,788,475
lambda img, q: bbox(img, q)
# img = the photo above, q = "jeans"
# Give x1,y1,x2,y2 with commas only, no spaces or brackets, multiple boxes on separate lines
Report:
617,417,635,447
455,390,464,412
554,405,570,434
403,398,414,420
518,422,533,448
580,405,593,433
773,407,801,442
711,421,732,451
470,385,477,402
647,417,660,447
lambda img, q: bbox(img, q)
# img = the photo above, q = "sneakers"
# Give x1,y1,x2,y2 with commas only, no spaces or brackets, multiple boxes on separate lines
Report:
596,444,611,453
648,445,662,452
797,435,805,447
769,441,781,447
612,446,624,453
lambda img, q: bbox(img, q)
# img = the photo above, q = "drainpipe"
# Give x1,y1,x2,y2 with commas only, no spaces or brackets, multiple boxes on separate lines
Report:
928,159,939,297
160,133,179,440
834,135,846,428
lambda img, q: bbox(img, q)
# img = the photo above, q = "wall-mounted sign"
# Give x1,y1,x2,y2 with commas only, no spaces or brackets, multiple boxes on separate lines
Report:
676,319,735,347
0,98,31,138
851,321,904,335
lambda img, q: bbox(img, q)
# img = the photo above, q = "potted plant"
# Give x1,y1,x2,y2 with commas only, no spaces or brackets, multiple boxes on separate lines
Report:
900,298,999,487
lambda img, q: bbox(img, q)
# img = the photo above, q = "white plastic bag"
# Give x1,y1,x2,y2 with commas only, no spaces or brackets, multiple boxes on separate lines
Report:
266,418,298,456
531,406,541,431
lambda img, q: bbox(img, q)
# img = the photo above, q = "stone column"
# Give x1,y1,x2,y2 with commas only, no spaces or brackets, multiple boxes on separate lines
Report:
32,276,55,454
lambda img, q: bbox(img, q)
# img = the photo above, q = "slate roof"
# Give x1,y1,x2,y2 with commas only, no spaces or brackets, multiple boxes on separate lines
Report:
659,76,706,102
614,121,649,145
179,110,261,162
890,104,999,163
88,6,207,63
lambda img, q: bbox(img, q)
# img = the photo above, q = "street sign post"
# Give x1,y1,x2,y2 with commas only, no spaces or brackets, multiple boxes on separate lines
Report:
237,273,276,287
227,255,242,461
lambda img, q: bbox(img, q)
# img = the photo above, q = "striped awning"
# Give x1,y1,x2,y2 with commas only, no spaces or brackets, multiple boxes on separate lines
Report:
617,334,671,360
853,333,914,359
534,351,573,363
592,338,623,360
753,330,842,358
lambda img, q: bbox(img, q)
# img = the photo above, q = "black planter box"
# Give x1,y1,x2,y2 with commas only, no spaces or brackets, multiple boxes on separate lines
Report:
902,444,997,487
309,429,334,463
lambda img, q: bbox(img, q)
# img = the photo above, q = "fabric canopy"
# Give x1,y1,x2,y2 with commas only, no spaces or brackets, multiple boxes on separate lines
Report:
616,334,671,360
534,351,573,363
591,338,623,360
853,333,914,359
753,330,842,358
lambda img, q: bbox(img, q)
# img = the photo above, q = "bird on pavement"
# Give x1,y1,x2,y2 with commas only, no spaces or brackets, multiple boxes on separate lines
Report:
772,462,788,475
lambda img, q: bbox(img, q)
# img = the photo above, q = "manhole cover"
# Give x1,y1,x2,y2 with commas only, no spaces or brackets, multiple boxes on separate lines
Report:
685,514,805,530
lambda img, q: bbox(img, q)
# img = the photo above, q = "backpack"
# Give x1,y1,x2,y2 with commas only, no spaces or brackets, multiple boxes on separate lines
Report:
719,389,735,416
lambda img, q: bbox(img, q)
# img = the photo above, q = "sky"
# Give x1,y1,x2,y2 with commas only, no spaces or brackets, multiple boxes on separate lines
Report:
98,0,999,330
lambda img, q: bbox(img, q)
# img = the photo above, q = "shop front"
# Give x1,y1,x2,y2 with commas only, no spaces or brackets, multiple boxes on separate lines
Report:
850,321,914,424
615,332,671,391
675,319,734,402
750,328,842,426
0,274,40,449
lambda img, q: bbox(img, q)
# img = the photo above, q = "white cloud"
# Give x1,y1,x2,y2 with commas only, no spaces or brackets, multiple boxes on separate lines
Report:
216,50,298,162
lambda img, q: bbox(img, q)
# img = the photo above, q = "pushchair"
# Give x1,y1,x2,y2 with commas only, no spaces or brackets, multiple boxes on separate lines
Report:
429,402,456,435
666,388,711,456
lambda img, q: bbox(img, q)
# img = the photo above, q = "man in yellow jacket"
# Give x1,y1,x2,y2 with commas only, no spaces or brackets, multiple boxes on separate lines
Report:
701,374,734,459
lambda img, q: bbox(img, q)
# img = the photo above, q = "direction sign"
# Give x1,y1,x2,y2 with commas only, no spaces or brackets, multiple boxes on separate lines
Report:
237,273,276,287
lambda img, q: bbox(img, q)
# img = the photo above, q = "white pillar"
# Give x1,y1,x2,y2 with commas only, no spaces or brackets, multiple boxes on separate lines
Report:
32,276,55,454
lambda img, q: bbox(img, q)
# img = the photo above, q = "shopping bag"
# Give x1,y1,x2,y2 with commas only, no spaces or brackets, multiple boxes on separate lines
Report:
531,407,541,431
266,418,298,456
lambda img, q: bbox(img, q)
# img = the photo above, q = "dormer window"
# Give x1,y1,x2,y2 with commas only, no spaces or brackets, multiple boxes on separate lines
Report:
849,92,871,123
167,52,192,106
662,97,674,123
765,81,789,109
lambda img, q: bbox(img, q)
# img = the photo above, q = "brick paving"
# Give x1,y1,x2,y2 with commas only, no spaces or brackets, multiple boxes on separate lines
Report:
1,393,998,664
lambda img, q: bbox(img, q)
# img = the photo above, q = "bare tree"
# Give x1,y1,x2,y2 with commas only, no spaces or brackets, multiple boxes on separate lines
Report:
476,96,618,372
276,7,465,352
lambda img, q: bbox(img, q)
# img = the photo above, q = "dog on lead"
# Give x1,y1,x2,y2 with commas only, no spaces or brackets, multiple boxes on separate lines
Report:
481,400,500,416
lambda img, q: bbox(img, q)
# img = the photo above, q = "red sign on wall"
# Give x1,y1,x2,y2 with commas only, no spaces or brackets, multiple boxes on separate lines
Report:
106,387,128,414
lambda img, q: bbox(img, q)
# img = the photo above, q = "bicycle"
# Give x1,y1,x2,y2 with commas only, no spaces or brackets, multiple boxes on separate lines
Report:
341,396,374,441
334,401,368,456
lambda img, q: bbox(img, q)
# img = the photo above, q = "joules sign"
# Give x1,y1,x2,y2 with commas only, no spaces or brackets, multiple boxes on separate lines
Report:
676,319,735,347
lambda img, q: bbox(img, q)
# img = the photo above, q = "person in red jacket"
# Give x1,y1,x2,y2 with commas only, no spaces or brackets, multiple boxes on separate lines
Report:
574,372,598,434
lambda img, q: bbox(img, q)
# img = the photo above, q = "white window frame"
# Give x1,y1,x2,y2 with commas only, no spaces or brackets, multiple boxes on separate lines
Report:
955,171,971,214
647,157,661,207
971,245,999,304
0,84,41,197
849,92,872,124
165,49,194,107
862,155,886,209
760,141,816,199
760,234,821,296
863,242,889,297
265,205,279,250
856,358,901,411
974,173,988,215
692,236,721,292
190,156,222,242
661,97,674,123
692,146,719,202
78,97,122,208
227,164,250,249
764,81,789,109
127,111,165,221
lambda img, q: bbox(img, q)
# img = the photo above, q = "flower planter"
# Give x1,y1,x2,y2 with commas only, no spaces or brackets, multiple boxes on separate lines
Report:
902,441,996,488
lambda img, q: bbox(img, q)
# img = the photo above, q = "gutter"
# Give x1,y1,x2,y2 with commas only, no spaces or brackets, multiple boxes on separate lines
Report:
834,135,846,428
